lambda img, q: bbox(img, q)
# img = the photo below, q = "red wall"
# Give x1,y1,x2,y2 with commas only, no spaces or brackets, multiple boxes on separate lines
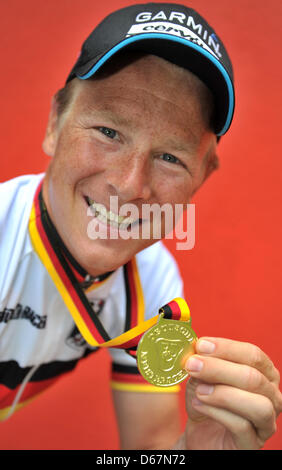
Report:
1,0,281,450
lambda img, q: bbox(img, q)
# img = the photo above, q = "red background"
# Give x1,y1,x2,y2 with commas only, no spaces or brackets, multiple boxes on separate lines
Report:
1,0,281,450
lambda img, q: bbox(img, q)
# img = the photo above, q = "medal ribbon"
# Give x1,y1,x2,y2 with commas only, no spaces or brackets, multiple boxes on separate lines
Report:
158,298,190,322
28,180,190,350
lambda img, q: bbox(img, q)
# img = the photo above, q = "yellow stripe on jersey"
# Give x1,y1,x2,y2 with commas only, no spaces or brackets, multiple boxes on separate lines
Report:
110,381,180,393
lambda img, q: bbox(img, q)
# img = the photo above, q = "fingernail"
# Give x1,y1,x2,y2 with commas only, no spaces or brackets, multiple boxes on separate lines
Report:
197,384,214,395
197,340,215,354
186,357,203,372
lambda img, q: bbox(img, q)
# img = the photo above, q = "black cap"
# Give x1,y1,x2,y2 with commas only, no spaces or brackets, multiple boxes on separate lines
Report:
67,3,235,136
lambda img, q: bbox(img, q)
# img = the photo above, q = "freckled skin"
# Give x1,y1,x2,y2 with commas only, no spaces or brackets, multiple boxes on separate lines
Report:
42,54,217,276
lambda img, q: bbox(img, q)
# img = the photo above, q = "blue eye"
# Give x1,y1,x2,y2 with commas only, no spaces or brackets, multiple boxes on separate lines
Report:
160,153,180,164
99,127,117,139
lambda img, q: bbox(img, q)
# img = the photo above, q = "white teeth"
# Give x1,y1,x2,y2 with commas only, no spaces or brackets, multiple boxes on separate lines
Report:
87,198,135,228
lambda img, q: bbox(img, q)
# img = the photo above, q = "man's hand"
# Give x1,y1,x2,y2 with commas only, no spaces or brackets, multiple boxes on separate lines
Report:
181,337,282,450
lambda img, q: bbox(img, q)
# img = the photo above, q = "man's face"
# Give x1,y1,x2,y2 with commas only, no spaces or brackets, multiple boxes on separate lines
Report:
42,54,217,276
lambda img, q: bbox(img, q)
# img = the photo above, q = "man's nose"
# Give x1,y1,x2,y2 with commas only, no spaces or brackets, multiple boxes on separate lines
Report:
106,153,152,202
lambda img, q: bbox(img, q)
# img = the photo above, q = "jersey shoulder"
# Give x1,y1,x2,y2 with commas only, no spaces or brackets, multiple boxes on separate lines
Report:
0,174,44,304
135,242,184,320
0,174,43,226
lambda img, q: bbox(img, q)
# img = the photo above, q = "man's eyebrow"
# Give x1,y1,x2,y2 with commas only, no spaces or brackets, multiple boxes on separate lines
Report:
82,106,136,130
164,136,198,154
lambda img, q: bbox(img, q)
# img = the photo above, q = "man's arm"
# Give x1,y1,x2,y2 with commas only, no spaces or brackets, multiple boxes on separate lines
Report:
112,390,182,450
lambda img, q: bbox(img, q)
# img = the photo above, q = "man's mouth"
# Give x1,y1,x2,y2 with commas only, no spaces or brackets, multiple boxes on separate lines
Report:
85,196,139,230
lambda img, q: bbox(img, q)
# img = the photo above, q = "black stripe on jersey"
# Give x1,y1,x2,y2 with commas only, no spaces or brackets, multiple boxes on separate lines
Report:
0,348,99,390
112,363,140,375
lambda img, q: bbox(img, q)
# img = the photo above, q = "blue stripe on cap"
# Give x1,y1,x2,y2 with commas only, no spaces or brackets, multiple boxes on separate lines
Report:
78,33,234,136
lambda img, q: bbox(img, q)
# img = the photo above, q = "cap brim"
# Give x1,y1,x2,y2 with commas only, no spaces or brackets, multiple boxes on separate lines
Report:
71,34,235,136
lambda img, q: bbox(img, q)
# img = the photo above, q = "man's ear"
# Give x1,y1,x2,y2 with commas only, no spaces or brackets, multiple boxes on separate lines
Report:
190,153,219,199
202,153,220,184
42,96,59,157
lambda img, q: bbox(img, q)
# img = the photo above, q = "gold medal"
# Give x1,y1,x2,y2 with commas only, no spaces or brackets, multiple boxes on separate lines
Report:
137,310,197,387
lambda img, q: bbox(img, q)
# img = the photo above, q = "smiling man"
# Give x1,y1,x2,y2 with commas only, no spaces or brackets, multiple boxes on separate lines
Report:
42,52,215,276
0,3,281,450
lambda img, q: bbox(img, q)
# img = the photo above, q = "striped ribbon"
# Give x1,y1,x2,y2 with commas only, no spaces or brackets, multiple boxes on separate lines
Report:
28,181,190,350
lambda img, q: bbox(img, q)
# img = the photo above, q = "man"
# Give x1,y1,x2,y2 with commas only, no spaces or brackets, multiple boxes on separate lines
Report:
0,2,281,450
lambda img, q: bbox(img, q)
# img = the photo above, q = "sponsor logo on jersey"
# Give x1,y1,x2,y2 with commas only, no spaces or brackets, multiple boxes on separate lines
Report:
0,303,47,329
90,299,105,315
66,325,89,350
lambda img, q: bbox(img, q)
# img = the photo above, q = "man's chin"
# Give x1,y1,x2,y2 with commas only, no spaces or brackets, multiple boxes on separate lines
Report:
76,235,157,276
